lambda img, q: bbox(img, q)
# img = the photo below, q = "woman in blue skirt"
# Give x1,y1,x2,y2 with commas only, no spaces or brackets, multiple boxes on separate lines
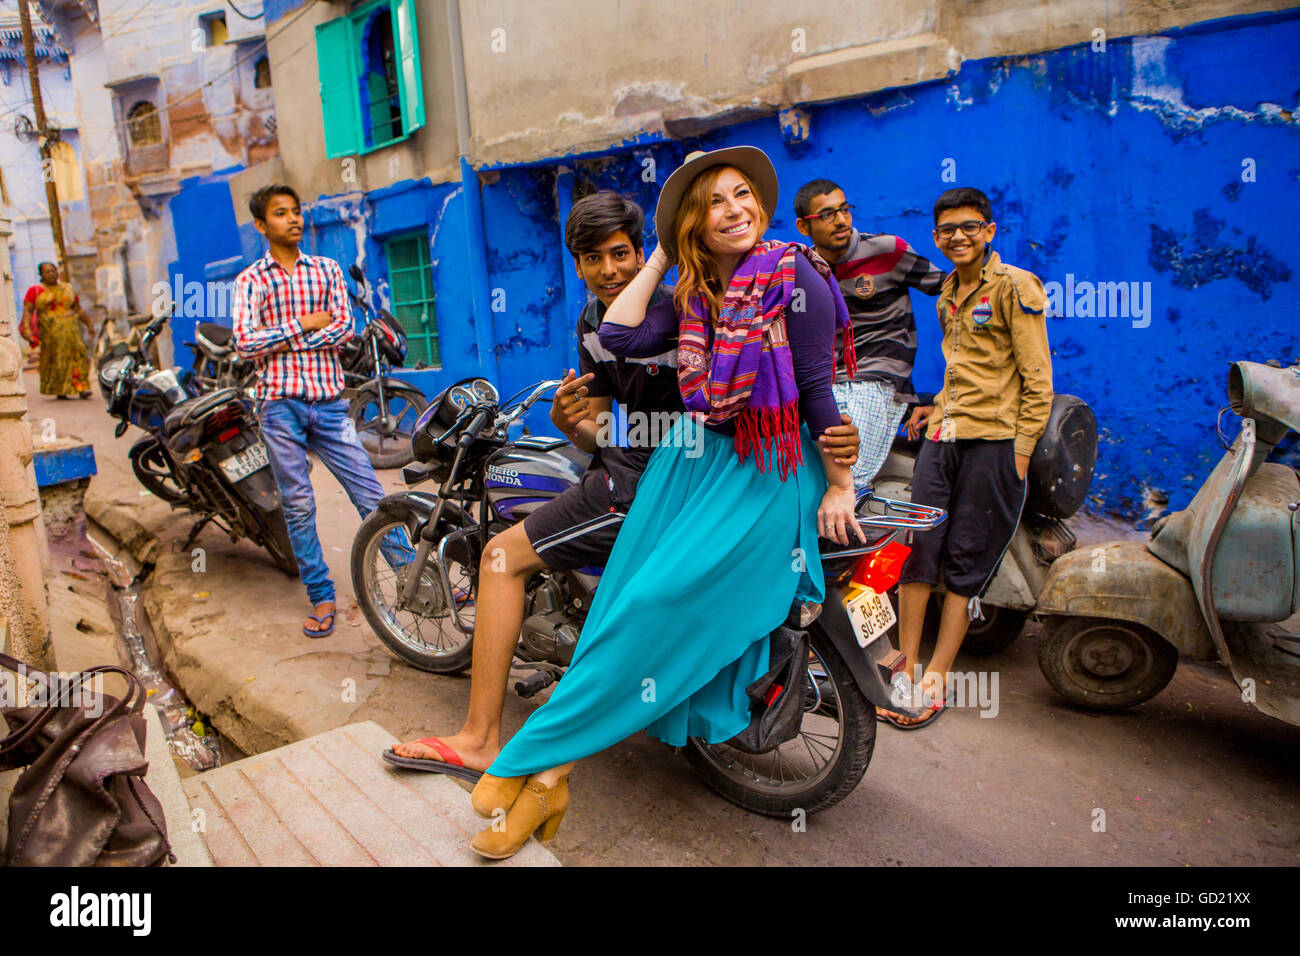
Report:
469,147,866,859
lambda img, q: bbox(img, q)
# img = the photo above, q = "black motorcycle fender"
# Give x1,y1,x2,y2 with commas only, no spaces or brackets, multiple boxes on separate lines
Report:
813,585,920,715
234,465,282,512
356,376,417,397
374,491,470,531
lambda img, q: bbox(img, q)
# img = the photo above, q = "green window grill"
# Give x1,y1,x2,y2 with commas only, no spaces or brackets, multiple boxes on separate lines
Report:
385,232,438,367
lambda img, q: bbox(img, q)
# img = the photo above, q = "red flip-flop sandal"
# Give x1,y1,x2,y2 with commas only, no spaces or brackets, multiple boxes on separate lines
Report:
381,736,484,782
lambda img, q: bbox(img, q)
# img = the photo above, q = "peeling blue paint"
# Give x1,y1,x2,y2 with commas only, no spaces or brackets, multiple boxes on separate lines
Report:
164,10,1299,516
1148,210,1291,299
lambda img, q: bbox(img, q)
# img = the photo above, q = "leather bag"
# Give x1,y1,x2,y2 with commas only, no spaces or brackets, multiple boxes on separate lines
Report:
0,653,174,866
729,626,811,755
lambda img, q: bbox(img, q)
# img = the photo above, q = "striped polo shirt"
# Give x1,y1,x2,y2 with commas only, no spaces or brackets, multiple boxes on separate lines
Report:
831,230,946,401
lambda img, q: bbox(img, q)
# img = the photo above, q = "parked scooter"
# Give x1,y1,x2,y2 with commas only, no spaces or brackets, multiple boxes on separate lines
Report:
341,264,429,470
98,307,298,576
1036,361,1300,724
351,376,947,817
870,394,1098,654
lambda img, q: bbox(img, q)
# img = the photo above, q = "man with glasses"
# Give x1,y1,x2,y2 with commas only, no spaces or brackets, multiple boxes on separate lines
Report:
794,178,946,488
884,187,1053,728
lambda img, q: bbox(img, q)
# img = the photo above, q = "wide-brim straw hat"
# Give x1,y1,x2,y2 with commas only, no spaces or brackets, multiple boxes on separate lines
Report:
654,146,779,259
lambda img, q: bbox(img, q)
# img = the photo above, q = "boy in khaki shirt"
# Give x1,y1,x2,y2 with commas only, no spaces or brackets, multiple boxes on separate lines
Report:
886,187,1053,728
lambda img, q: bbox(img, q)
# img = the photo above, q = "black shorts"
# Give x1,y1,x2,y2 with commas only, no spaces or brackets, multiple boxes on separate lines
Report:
522,467,627,571
898,438,1028,598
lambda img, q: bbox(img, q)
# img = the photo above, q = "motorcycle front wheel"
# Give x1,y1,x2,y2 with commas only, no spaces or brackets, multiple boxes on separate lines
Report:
348,383,429,469
351,508,478,673
129,437,186,504
685,624,876,817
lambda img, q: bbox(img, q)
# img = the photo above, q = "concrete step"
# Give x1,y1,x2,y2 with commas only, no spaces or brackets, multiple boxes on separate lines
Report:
182,720,560,867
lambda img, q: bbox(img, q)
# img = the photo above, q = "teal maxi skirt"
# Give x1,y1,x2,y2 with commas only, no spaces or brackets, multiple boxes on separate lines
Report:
488,417,827,778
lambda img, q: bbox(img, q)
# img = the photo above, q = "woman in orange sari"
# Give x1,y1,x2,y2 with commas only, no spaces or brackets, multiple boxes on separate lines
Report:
22,262,96,399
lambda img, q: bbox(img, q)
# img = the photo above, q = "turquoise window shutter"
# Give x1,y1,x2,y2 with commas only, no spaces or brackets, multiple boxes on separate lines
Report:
315,16,362,159
391,0,425,136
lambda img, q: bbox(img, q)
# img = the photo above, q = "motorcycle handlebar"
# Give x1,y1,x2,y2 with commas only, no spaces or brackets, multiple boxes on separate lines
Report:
498,379,564,426
458,407,492,448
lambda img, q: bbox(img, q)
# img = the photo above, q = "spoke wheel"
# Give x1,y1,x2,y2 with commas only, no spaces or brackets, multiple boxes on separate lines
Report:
352,511,477,673
685,625,876,817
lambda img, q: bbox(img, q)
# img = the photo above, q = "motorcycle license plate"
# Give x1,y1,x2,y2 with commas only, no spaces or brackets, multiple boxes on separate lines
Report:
219,441,270,482
845,586,895,648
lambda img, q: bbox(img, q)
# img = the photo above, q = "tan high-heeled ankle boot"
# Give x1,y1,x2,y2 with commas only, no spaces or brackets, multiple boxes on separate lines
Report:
470,777,569,860
470,773,527,818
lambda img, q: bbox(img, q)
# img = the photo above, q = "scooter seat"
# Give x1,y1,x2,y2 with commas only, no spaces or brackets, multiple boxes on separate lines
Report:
196,322,235,358
161,387,242,438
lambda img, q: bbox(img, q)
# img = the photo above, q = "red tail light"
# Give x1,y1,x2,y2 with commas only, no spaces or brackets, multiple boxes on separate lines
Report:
207,404,241,430
217,426,240,443
852,541,911,592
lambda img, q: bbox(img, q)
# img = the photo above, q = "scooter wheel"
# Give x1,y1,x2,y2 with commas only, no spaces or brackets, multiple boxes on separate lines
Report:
1037,615,1178,710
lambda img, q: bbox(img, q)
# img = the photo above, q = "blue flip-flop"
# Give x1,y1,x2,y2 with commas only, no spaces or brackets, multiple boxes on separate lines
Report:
303,611,335,638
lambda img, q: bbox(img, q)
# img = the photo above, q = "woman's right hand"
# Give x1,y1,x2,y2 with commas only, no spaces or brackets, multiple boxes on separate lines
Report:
818,483,866,546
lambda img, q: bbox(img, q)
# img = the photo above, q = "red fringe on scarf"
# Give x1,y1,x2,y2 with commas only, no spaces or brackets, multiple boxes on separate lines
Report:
734,399,803,481
841,325,858,380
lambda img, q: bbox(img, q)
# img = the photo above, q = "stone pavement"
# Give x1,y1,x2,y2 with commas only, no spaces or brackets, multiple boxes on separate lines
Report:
183,720,557,867
26,369,1300,868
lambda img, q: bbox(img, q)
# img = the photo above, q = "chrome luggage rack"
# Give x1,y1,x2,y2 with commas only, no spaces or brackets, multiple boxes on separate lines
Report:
824,491,948,561
855,489,948,531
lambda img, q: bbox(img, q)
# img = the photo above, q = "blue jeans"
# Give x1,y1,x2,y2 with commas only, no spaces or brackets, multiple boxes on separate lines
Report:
259,397,390,606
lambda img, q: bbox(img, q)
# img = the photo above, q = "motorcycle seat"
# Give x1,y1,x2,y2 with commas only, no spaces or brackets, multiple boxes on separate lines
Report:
161,387,242,437
196,322,235,358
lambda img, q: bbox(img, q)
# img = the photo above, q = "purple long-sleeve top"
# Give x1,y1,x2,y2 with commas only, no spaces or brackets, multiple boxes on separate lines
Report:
599,254,842,439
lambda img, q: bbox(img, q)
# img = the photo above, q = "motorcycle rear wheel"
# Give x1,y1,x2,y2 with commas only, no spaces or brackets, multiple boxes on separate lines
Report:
352,509,477,673
685,625,876,817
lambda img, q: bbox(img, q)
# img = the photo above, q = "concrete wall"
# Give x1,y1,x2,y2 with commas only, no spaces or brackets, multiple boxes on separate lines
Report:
454,0,1297,166
217,3,1300,516
39,0,276,325
256,0,460,203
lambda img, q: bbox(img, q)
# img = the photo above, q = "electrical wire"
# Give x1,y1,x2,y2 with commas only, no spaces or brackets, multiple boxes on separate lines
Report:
226,0,264,22
101,0,162,41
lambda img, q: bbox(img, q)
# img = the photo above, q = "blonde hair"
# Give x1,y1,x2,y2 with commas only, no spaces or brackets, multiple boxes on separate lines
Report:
671,166,770,321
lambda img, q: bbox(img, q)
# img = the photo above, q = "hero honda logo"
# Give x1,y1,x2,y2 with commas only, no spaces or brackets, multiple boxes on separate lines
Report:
486,464,522,486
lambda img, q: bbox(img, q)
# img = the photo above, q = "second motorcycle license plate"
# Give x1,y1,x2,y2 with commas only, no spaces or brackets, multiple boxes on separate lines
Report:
220,441,269,482
845,586,896,648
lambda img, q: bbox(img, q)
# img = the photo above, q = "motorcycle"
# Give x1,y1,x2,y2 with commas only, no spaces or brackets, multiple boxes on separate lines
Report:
870,394,1099,655
351,376,947,817
1035,361,1300,724
184,322,258,395
341,264,429,470
98,307,299,577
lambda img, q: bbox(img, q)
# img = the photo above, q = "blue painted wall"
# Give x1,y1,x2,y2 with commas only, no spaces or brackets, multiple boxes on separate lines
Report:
165,167,246,362
522,11,1300,518
170,10,1299,517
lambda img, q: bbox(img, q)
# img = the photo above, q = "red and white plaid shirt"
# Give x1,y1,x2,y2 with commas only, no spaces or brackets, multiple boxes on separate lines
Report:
232,250,355,402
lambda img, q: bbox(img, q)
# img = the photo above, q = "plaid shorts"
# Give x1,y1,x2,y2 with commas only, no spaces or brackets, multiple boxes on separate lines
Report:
832,379,909,490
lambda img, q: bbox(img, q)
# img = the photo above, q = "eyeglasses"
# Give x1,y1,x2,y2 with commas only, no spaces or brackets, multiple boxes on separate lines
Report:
935,220,988,240
801,203,854,224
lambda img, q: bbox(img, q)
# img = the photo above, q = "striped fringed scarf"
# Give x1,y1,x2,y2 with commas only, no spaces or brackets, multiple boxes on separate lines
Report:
677,240,856,480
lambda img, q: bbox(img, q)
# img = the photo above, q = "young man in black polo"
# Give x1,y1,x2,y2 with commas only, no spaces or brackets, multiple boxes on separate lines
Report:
387,190,864,776
795,178,946,488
